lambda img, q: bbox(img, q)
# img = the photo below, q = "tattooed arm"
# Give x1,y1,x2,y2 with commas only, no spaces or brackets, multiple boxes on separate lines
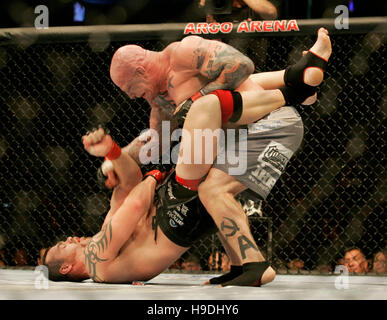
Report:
176,36,255,95
84,176,158,282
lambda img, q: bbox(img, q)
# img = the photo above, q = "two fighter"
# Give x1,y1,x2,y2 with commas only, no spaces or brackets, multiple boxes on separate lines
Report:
43,28,332,286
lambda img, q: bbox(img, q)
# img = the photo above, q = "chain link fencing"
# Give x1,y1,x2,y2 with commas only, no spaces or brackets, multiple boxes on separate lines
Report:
0,21,385,275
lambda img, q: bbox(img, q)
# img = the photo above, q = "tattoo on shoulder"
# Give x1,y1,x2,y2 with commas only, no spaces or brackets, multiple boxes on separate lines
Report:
84,219,113,282
195,43,253,92
193,39,207,69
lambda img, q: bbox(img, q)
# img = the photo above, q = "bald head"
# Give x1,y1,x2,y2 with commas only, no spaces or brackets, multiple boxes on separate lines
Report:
110,45,147,88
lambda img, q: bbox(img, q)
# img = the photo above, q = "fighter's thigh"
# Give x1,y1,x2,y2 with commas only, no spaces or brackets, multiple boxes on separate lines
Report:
198,168,247,198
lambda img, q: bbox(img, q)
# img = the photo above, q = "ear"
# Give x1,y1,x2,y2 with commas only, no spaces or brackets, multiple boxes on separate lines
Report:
135,66,146,77
59,263,73,275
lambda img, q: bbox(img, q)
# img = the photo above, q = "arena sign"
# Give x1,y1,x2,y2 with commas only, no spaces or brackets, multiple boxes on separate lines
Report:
183,20,299,35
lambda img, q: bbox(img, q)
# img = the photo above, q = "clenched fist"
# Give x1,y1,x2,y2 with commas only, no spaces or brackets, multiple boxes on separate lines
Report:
82,127,114,157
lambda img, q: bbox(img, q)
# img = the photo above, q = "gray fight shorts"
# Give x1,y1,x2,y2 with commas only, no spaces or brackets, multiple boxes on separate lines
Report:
213,106,304,200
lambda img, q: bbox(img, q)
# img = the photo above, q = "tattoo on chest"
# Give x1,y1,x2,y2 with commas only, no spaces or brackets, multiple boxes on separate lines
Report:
84,219,113,282
154,94,176,110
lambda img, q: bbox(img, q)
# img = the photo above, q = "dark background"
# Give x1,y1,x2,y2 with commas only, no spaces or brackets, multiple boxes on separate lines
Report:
0,0,386,28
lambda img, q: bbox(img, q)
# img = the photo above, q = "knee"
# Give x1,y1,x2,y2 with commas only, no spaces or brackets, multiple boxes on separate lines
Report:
198,169,244,206
189,95,220,120
198,177,220,205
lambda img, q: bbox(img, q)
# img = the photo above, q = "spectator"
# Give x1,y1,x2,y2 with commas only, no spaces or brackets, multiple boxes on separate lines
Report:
313,264,333,273
13,248,28,267
199,0,278,62
208,250,231,272
337,257,345,266
287,258,305,271
37,248,47,266
181,254,202,271
0,249,5,267
372,249,386,274
343,247,369,273
200,0,278,23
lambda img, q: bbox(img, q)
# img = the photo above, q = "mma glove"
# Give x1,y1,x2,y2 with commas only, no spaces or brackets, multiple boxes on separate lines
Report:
143,170,163,185
142,161,173,185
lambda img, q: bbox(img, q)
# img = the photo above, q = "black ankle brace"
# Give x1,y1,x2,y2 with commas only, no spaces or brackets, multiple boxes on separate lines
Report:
209,265,243,284
221,261,270,287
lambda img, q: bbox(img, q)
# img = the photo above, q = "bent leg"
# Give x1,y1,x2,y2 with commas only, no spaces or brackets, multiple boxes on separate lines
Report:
175,94,221,181
199,168,276,286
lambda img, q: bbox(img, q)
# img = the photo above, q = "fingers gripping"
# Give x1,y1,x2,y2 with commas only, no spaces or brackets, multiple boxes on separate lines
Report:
82,127,114,157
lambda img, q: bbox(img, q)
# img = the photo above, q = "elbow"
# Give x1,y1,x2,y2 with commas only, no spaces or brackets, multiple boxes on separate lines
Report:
126,197,146,215
238,57,255,80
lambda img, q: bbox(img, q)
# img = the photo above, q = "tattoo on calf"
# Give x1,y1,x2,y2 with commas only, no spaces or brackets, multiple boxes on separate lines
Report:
84,219,113,282
238,235,259,260
220,216,259,260
221,217,240,237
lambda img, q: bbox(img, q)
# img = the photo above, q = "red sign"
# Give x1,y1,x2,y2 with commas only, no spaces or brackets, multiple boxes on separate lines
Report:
183,20,299,35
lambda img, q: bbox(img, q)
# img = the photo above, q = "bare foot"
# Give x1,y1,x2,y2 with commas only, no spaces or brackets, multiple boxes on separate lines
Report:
303,27,332,87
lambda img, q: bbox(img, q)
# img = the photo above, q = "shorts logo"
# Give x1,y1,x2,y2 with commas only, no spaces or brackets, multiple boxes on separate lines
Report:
259,141,293,174
167,181,176,200
167,203,189,228
169,219,177,228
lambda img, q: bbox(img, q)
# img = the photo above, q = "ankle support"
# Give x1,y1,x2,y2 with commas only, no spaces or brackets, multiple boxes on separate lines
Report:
221,261,270,287
284,51,327,88
209,265,243,284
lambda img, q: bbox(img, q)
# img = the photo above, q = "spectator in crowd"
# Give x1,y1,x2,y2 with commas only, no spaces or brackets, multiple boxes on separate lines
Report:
337,257,345,266
37,248,47,266
343,247,369,273
313,263,332,273
372,249,386,274
287,258,305,272
208,250,231,272
169,258,183,270
13,248,28,267
200,0,278,23
0,249,5,267
199,0,278,61
181,254,202,271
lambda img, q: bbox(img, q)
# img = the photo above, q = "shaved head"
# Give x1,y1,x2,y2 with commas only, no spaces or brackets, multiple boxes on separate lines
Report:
110,45,147,88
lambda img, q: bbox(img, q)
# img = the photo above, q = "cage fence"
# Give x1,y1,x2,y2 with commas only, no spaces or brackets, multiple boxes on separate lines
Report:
0,20,385,275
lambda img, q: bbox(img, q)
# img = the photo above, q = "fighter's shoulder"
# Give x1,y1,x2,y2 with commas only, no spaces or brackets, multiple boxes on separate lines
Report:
172,36,206,54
